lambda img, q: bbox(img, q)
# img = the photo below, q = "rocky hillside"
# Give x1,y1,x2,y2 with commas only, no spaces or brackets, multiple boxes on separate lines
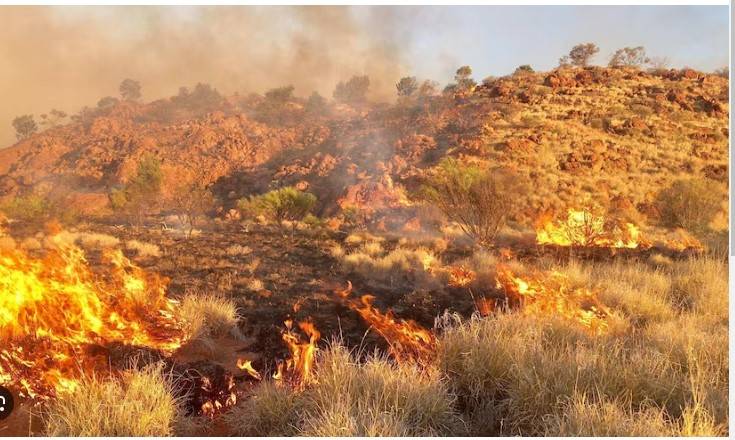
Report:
0,66,728,226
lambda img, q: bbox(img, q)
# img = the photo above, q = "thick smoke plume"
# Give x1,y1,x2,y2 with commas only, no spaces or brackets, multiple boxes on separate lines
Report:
0,6,413,146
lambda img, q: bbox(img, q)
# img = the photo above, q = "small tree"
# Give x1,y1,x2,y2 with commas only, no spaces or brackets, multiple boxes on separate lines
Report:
12,115,37,140
396,76,419,97
110,154,163,227
171,181,215,238
333,75,370,104
305,91,328,115
238,186,317,231
454,65,477,92
609,46,650,68
420,158,524,247
256,85,297,125
655,178,723,234
568,43,599,67
119,78,142,101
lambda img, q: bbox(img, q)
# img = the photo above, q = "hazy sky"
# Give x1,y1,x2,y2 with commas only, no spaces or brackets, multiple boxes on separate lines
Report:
0,5,729,147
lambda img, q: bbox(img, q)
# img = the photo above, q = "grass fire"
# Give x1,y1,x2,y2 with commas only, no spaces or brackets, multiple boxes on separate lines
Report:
0,4,729,438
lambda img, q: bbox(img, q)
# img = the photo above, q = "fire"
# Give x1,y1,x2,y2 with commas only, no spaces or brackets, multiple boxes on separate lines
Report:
447,265,475,288
274,319,320,388
536,209,646,249
495,265,610,333
337,282,435,365
0,241,183,399
236,358,262,381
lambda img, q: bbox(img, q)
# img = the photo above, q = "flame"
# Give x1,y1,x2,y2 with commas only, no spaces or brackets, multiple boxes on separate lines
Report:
0,241,183,399
447,266,475,288
338,283,435,365
536,209,646,249
495,265,610,334
274,320,320,388
236,358,262,381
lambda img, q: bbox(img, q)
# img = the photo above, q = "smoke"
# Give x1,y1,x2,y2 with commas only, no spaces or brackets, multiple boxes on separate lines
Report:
0,6,415,147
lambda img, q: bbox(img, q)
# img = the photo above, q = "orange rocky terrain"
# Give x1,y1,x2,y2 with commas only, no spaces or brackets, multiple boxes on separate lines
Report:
0,66,728,226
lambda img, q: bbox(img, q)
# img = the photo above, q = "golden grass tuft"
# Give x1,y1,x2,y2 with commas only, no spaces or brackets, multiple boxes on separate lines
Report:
44,363,180,436
178,292,243,341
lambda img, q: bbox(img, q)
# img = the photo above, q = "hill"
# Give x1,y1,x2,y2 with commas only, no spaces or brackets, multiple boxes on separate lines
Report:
0,66,728,227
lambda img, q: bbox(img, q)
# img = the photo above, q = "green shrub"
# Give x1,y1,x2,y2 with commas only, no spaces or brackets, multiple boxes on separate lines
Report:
655,178,723,233
238,186,316,223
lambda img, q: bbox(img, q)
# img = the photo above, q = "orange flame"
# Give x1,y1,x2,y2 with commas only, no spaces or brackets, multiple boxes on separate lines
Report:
236,359,262,381
536,209,646,249
338,283,435,365
495,265,610,333
274,320,320,388
0,241,183,399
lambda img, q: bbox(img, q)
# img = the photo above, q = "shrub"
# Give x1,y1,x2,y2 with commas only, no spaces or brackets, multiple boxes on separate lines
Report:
396,76,419,97
110,154,163,227
333,75,370,104
514,64,534,75
419,158,524,247
0,193,49,223
44,363,180,436
170,181,215,238
238,187,316,224
655,178,723,233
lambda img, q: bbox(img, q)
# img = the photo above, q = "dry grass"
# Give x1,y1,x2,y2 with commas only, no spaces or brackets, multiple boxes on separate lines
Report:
225,344,463,436
338,245,442,289
434,254,728,436
44,363,180,436
125,239,161,258
178,292,243,341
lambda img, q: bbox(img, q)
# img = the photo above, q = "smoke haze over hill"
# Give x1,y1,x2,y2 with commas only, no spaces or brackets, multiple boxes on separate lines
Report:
0,5,728,147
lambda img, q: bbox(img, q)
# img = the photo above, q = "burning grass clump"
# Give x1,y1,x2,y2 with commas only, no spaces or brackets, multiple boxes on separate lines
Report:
435,254,728,437
224,344,462,436
178,292,243,342
44,363,181,436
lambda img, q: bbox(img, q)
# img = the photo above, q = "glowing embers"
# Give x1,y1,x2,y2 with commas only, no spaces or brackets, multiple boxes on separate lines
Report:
0,241,183,399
